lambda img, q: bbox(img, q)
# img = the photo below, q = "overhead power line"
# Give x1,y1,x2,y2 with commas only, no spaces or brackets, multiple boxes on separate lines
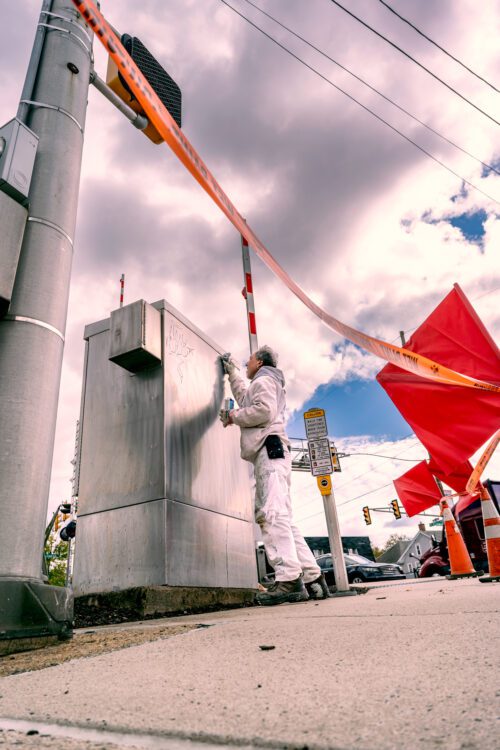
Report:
220,0,499,205
344,452,424,462
294,439,421,519
241,0,500,178
329,0,500,127
378,0,500,94
299,482,393,523
391,286,500,344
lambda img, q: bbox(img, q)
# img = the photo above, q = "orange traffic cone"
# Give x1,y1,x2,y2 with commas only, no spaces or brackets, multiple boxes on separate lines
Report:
478,486,500,583
440,499,479,579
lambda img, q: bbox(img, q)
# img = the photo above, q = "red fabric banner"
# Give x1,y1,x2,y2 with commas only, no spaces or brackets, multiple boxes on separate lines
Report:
394,460,479,516
428,458,474,495
377,284,500,474
394,461,441,517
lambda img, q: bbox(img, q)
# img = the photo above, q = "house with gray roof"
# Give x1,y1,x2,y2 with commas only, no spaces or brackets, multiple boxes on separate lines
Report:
378,524,443,577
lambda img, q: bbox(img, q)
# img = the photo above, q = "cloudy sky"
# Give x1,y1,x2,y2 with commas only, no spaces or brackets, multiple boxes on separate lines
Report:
1,0,499,548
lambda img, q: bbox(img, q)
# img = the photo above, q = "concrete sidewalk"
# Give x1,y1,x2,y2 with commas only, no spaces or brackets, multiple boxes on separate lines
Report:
0,578,498,750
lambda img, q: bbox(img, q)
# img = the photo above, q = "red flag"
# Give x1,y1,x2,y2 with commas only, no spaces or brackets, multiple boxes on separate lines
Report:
377,284,500,474
428,458,474,495
394,461,441,517
395,460,480,516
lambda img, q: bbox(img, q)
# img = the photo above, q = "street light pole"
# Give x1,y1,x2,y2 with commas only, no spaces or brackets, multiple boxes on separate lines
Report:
0,0,93,650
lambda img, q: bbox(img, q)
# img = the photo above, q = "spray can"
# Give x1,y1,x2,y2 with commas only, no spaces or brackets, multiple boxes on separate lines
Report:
221,398,234,426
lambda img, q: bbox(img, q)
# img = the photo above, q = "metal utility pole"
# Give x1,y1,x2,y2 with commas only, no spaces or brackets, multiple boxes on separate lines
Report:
320,482,355,595
0,0,93,649
304,409,356,596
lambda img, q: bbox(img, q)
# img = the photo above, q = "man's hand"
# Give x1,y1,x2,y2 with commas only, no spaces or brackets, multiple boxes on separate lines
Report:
219,409,235,427
220,353,236,375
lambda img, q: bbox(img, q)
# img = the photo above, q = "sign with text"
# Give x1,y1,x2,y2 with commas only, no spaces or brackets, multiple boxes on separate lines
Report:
308,437,334,477
304,408,328,440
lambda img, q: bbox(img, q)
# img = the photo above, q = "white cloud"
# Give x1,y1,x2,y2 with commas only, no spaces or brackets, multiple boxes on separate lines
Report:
291,433,500,548
0,1,498,530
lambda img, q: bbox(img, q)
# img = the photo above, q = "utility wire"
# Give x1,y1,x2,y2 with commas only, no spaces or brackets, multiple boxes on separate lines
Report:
343,452,424,462
390,285,500,344
295,439,421,518
378,0,500,94
220,0,499,206
299,483,393,522
329,0,500,127
241,0,499,177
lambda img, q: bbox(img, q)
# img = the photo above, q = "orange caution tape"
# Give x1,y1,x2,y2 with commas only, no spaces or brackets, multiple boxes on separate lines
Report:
466,429,500,494
72,1,500,394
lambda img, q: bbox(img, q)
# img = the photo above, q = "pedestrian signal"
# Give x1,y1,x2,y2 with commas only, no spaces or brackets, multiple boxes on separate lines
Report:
391,499,402,519
106,35,182,143
362,506,371,525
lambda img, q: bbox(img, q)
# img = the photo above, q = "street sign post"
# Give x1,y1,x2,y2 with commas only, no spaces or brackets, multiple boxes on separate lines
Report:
308,437,334,476
304,408,328,440
303,408,355,596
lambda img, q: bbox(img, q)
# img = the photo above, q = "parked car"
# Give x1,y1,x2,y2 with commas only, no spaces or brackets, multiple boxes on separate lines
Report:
316,553,405,585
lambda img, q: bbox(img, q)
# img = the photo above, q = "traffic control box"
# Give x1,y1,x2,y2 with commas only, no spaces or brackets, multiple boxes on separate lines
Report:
0,191,27,317
109,299,162,372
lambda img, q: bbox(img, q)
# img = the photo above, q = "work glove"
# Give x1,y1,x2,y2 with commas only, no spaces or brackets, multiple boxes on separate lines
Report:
219,408,234,427
220,353,236,375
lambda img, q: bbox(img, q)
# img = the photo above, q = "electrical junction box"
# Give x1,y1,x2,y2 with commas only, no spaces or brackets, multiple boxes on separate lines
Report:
0,119,38,206
0,189,28,317
109,299,162,372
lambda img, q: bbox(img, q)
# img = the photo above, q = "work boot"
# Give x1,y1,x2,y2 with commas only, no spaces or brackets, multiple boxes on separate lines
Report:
255,577,309,606
305,574,331,600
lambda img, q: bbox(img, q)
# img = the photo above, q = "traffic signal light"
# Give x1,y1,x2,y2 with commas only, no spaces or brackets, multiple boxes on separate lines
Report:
60,520,76,542
106,35,182,144
331,445,341,472
362,506,371,525
391,499,402,519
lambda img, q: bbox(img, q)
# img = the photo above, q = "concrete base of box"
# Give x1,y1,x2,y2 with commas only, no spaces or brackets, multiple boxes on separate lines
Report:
75,586,257,626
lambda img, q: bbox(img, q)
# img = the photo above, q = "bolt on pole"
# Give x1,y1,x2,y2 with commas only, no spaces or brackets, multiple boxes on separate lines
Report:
0,0,93,646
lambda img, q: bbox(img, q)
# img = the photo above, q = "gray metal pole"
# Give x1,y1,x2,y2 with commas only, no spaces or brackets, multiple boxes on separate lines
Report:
0,0,93,648
322,490,356,596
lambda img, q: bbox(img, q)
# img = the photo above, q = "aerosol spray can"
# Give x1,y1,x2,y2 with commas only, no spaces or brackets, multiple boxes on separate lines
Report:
221,397,234,426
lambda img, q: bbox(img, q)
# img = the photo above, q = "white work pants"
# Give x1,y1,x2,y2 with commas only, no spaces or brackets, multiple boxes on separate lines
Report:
254,447,321,583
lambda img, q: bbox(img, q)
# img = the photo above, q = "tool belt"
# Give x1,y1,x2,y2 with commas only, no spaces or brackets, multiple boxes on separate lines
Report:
264,434,286,459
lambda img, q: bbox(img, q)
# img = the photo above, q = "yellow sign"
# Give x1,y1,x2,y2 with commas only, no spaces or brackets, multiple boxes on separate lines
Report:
304,408,328,440
304,408,325,419
317,475,332,495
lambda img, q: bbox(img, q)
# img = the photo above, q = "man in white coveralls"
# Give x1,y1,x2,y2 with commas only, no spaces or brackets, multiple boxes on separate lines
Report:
220,346,330,605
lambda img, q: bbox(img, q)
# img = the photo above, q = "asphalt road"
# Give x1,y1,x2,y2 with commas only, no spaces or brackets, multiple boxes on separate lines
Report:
0,578,498,750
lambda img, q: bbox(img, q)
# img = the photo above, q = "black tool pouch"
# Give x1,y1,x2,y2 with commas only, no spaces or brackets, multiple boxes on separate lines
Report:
264,434,285,459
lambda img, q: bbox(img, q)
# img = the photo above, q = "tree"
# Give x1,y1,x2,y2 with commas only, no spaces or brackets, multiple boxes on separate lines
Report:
44,530,69,587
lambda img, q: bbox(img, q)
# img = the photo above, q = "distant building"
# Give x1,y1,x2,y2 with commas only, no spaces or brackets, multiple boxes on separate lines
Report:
305,536,375,562
378,524,443,578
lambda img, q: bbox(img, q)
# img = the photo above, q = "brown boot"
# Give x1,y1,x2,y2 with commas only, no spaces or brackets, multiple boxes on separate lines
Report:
305,574,331,599
255,577,309,606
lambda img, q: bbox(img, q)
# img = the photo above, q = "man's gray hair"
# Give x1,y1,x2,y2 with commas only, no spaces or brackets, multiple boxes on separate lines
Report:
255,345,278,367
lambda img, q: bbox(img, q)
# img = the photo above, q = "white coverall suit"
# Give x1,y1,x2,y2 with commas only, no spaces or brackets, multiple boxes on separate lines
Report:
228,366,321,583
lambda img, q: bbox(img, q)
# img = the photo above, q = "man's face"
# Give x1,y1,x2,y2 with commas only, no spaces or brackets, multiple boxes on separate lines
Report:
246,353,263,379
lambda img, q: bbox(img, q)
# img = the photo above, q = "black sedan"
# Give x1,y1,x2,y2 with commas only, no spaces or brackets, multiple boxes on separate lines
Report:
316,553,406,585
